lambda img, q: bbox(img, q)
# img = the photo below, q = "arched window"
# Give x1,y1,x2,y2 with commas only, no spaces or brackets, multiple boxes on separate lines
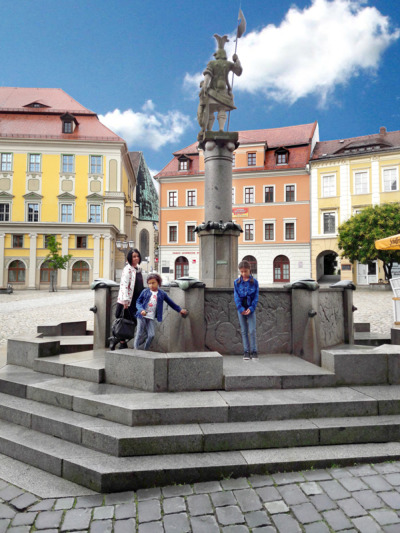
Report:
175,256,189,279
72,261,89,283
8,260,25,282
273,255,290,283
139,229,150,259
40,261,52,282
242,255,257,278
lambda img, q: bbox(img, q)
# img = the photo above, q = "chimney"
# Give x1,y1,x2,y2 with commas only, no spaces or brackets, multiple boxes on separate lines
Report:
380,126,387,135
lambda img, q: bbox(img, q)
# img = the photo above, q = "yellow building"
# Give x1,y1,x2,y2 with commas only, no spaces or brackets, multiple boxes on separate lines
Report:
310,127,400,285
0,87,137,289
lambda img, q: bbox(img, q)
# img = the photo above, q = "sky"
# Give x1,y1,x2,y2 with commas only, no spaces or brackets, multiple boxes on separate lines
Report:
1,0,399,178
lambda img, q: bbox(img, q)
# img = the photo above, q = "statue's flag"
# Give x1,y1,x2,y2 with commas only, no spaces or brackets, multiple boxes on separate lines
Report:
237,9,246,39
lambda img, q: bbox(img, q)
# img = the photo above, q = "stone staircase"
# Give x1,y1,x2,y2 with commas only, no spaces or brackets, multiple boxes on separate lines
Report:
2,321,400,492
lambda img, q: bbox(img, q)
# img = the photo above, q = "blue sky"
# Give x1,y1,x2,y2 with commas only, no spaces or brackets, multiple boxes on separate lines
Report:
1,0,399,175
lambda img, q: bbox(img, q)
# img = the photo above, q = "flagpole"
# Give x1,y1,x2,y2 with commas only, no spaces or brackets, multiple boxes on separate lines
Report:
227,8,244,131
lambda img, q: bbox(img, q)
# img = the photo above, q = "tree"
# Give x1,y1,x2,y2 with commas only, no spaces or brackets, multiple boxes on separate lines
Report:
338,203,400,281
45,235,72,292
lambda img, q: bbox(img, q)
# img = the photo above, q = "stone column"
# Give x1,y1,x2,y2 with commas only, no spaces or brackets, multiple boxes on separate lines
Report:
28,233,37,289
103,235,112,279
197,132,241,288
92,234,100,280
60,234,69,289
0,234,5,286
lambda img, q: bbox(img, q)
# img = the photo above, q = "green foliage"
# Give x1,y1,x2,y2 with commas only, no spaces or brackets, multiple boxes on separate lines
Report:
338,203,400,280
45,235,72,271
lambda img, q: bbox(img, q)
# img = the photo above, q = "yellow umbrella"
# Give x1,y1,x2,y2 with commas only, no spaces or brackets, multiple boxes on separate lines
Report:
375,234,400,250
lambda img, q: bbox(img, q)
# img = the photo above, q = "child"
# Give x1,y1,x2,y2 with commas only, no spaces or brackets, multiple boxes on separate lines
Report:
134,273,188,350
233,260,259,361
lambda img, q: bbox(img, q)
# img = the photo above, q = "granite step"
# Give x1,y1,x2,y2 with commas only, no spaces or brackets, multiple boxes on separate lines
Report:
0,365,399,428
33,350,106,383
0,390,400,457
0,416,399,492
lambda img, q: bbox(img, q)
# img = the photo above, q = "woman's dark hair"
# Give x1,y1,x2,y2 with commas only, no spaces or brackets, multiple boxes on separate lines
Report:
126,248,142,266
237,260,254,283
147,273,162,286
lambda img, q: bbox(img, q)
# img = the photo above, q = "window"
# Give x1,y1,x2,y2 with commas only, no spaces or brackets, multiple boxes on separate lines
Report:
90,156,102,174
168,191,178,207
247,153,256,166
264,222,274,241
383,168,398,192
77,236,87,249
61,203,73,222
44,235,53,248
285,222,295,240
89,204,101,223
28,203,39,222
244,187,254,204
274,255,290,283
40,261,52,282
276,151,288,164
62,155,74,173
178,159,189,171
8,260,25,283
63,121,73,134
285,185,295,202
1,153,12,171
187,190,196,206
322,174,336,197
0,203,10,221
12,235,23,248
28,154,41,172
72,261,89,283
175,256,189,278
244,223,254,241
323,212,336,234
264,186,274,203
354,171,369,194
187,225,196,242
169,225,178,243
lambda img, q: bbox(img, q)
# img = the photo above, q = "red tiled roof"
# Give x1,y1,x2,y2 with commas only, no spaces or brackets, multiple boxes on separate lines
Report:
158,122,317,177
0,88,124,143
312,128,400,159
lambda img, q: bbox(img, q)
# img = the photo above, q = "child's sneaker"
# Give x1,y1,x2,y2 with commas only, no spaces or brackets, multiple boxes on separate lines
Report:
243,352,250,361
252,352,259,362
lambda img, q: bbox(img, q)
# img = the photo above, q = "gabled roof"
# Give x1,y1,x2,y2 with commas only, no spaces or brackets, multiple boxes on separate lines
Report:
0,87,93,114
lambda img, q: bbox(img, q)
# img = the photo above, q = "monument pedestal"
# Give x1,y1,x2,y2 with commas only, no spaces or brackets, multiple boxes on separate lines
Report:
198,228,241,288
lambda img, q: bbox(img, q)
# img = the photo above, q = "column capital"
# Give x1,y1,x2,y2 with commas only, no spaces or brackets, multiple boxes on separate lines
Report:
29,233,38,239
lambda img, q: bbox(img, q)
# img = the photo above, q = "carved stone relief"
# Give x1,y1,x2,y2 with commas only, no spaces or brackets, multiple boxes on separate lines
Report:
319,290,344,348
90,180,102,193
28,179,40,191
61,180,73,192
0,178,11,190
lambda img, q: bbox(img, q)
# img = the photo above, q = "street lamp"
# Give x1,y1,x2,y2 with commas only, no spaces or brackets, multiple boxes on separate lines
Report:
116,240,135,261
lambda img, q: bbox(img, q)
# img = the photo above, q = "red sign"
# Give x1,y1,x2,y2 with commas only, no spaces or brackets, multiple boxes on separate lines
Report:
232,207,249,218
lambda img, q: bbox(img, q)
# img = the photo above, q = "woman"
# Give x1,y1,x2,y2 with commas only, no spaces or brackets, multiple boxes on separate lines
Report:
109,248,144,350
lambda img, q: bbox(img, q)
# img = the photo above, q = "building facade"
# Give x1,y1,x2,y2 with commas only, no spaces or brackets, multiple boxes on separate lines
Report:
156,123,319,285
0,87,137,289
310,127,400,284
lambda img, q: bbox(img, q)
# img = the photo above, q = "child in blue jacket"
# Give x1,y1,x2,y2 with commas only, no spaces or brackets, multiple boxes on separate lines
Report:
134,273,188,350
234,260,259,361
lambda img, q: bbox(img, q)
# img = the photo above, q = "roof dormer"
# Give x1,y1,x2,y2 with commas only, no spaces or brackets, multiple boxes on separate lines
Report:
60,113,78,134
275,147,289,165
24,101,50,109
178,155,191,171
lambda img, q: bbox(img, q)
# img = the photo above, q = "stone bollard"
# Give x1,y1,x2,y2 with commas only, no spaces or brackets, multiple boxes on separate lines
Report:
290,281,321,364
90,279,119,349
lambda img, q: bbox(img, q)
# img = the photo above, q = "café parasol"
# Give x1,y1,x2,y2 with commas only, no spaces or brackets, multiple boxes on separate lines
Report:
375,234,400,251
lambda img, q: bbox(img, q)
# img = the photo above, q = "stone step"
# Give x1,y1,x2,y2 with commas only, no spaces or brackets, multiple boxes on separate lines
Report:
0,365,399,427
0,416,399,492
354,332,391,346
0,390,400,458
33,350,106,383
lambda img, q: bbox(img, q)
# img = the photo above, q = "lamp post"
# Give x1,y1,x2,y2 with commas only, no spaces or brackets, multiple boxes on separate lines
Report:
116,240,135,262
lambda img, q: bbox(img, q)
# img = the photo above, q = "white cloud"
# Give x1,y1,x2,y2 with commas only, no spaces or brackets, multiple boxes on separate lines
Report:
99,101,192,150
185,0,399,106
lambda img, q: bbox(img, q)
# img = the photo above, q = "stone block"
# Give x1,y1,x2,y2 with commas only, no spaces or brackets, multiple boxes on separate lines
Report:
392,326,400,346
321,350,388,385
389,353,400,384
105,350,167,392
167,352,223,392
168,287,205,352
7,338,60,369
355,323,370,333
37,321,87,337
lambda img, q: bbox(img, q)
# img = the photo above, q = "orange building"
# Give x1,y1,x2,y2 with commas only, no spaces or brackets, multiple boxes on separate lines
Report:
156,122,319,285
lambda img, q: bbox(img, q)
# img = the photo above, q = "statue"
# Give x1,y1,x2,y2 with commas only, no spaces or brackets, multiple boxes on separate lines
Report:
198,34,243,139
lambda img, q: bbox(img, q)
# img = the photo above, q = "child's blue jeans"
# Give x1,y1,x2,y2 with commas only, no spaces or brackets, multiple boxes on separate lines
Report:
134,316,155,350
237,311,257,353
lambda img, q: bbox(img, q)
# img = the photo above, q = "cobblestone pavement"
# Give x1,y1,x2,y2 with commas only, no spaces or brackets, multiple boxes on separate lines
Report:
0,288,397,532
0,463,400,532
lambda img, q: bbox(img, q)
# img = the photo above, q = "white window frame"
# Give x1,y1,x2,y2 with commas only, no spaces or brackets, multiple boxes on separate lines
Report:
0,202,11,221
243,219,255,242
285,184,296,202
243,185,255,204
263,219,276,242
284,218,296,241
76,235,88,249
167,223,178,244
60,202,74,223
185,222,197,244
321,211,337,235
382,167,399,192
89,155,102,175
168,190,178,207
354,170,369,195
28,154,41,173
186,189,197,207
89,204,102,223
1,153,12,172
264,185,275,203
26,202,40,222
178,159,189,171
321,174,336,198
62,154,75,173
